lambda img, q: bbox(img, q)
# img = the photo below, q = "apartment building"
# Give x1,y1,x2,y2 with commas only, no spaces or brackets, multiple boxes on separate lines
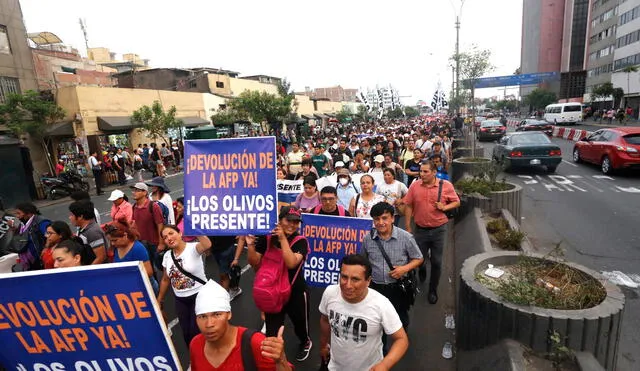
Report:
585,0,620,102
611,0,640,110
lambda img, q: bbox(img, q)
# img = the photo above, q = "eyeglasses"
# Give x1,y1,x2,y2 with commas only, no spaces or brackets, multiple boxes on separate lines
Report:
45,231,57,236
321,197,336,202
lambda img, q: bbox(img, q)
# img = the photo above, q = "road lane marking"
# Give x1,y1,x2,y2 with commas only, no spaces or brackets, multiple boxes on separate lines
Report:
517,175,538,184
536,175,563,191
602,271,640,288
616,186,640,193
562,160,578,167
594,175,615,180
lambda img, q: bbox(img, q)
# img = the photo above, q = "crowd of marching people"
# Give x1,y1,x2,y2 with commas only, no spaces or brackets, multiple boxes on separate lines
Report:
3,114,463,370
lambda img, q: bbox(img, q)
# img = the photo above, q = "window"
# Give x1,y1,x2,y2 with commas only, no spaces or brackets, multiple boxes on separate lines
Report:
0,25,10,54
215,81,224,88
188,80,197,89
0,76,20,104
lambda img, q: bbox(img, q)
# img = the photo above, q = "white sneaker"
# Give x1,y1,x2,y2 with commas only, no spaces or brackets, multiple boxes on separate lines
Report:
229,287,243,301
442,342,453,359
260,323,266,334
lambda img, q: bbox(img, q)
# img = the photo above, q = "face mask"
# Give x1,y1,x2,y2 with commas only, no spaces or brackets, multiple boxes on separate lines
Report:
339,178,349,186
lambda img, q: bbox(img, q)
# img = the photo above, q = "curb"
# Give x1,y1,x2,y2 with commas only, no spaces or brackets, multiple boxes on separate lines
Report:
500,209,535,254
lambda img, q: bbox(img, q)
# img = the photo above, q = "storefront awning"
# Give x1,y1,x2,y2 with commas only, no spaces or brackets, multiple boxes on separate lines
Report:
179,117,210,128
301,114,314,120
45,122,74,137
98,116,137,132
314,113,328,119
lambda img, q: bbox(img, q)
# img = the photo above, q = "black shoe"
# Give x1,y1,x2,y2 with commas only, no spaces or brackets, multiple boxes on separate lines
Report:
428,290,438,304
419,265,427,283
295,340,312,361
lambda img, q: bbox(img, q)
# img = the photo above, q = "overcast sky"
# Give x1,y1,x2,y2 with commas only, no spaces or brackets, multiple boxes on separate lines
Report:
20,0,523,103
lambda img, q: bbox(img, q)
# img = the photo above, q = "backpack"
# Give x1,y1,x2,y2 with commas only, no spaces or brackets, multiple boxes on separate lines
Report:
253,235,307,314
312,204,346,216
241,328,258,371
149,200,169,225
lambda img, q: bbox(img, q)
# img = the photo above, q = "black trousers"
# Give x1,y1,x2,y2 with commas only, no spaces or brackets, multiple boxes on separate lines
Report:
414,224,447,292
265,287,310,345
369,282,410,353
92,169,103,194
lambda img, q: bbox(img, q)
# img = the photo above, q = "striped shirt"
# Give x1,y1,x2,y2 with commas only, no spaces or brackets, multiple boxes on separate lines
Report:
361,227,423,284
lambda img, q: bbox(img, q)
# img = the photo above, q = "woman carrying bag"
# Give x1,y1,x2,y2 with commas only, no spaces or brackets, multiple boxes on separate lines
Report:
156,225,211,347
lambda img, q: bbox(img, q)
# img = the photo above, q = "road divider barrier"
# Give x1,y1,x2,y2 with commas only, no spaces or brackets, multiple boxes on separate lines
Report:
506,118,592,142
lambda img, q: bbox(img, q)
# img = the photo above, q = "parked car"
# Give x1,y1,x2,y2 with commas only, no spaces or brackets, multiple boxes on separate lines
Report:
477,120,506,141
516,119,553,136
492,132,562,173
572,127,640,174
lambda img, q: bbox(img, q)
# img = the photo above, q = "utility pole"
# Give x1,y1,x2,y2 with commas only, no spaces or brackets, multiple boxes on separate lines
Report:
455,15,460,113
79,18,89,54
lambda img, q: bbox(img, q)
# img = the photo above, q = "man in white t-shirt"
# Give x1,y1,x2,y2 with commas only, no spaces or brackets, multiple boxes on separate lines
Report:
287,142,305,177
319,254,408,371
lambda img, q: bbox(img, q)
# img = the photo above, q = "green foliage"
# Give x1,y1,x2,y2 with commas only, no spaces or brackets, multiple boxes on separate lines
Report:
404,106,419,118
210,109,246,126
495,229,525,250
228,90,294,124
548,330,573,370
0,90,65,138
455,160,511,196
336,106,353,123
386,107,404,119
131,101,183,145
590,82,615,108
524,88,557,110
486,218,509,234
494,99,518,112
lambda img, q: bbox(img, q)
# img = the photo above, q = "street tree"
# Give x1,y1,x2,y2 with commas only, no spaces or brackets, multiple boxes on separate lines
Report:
210,108,246,126
454,46,495,117
131,101,183,145
494,99,518,112
525,88,557,110
613,88,624,109
336,106,353,123
386,107,404,119
228,90,294,125
0,90,65,172
590,82,615,109
404,106,419,118
622,65,638,104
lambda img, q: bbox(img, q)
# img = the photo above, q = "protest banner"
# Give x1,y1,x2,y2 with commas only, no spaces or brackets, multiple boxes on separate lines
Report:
184,137,277,235
301,214,372,287
0,262,180,371
276,179,303,209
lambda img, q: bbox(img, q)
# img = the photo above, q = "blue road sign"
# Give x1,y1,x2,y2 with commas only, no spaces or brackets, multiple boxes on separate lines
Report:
469,72,560,88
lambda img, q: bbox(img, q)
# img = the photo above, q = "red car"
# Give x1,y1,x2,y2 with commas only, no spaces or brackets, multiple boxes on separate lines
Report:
573,127,640,174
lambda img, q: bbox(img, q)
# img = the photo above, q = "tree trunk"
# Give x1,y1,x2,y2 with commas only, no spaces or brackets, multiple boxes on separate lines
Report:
471,87,476,157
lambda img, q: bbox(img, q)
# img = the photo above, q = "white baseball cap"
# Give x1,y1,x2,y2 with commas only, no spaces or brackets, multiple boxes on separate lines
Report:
107,189,125,201
374,155,385,163
335,161,345,168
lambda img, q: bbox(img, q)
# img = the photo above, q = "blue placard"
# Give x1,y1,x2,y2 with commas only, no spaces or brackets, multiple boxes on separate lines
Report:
301,214,373,287
470,72,560,88
184,137,278,236
0,262,180,371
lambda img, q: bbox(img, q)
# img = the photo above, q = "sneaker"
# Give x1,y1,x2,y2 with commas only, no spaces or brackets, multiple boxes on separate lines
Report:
445,314,455,330
295,340,312,361
428,290,438,304
442,342,453,359
229,287,243,301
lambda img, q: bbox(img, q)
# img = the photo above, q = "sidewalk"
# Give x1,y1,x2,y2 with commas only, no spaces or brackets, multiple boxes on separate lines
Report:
33,170,184,209
395,221,457,370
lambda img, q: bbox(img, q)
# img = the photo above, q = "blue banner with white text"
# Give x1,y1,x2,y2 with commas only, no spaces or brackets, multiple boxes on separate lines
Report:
301,214,373,287
0,262,180,371
184,137,278,235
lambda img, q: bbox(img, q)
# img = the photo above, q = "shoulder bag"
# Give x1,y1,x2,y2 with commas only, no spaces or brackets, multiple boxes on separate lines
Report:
438,180,457,219
370,230,417,306
170,249,206,285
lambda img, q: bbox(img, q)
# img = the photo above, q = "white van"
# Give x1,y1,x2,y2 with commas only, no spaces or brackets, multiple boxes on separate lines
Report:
543,103,583,125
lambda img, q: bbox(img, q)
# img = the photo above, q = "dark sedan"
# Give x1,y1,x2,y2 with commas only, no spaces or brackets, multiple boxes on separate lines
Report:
515,119,553,136
477,120,506,141
492,132,562,173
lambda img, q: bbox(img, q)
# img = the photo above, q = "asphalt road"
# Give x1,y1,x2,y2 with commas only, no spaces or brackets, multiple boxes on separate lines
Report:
36,172,457,371
480,133,640,371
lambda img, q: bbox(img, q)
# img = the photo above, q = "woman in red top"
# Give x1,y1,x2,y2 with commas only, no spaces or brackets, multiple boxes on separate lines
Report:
55,160,65,176
42,221,72,269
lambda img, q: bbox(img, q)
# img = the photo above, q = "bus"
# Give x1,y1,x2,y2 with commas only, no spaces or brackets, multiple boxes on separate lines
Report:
543,103,582,125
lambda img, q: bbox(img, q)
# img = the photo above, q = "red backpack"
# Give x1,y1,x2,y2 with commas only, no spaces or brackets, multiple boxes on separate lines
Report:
253,235,308,314
313,204,346,216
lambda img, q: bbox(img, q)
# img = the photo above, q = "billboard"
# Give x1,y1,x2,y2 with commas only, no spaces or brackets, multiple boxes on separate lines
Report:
470,72,560,89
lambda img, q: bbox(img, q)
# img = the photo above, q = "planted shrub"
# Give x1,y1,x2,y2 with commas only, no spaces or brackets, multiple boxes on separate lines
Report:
486,218,509,234
494,229,525,251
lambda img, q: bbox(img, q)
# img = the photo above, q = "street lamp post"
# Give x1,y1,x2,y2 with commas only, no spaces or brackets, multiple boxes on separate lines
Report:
452,0,466,114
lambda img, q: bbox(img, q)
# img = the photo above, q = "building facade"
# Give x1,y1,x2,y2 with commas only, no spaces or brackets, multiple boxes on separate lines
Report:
301,85,359,102
611,0,640,111
520,0,565,99
558,0,590,101
585,0,619,102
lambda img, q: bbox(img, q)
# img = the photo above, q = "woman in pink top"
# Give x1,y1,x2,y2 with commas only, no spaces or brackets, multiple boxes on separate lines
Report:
294,176,320,212
175,197,196,242
108,190,133,224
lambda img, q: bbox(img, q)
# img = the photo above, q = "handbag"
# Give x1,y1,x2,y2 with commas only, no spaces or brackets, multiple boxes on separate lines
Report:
437,180,457,219
170,250,206,285
370,230,417,306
